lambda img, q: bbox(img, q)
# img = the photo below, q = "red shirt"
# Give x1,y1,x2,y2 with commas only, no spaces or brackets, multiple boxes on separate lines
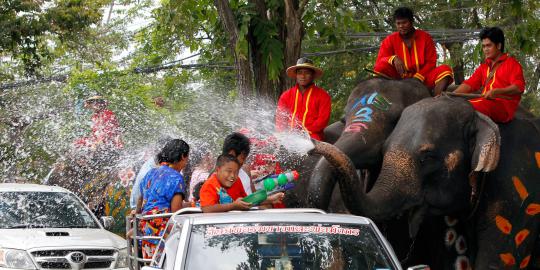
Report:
463,54,525,111
275,84,331,141
376,29,437,82
91,109,123,148
199,173,247,207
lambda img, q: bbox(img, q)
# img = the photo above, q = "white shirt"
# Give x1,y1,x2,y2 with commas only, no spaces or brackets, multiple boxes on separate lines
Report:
239,168,252,195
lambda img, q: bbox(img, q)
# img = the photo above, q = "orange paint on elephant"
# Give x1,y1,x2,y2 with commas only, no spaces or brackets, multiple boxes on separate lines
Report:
512,176,529,201
500,253,516,266
515,229,530,246
526,203,540,216
495,215,512,234
535,152,540,168
520,255,531,269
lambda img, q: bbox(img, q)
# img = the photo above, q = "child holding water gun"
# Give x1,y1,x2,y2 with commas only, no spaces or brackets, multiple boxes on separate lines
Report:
199,154,284,213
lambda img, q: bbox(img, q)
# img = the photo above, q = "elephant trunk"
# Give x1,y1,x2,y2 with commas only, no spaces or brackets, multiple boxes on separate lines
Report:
309,140,415,221
308,140,373,216
306,158,336,210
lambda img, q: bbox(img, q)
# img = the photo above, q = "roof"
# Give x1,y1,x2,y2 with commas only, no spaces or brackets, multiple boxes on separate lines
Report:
0,183,72,193
172,208,373,226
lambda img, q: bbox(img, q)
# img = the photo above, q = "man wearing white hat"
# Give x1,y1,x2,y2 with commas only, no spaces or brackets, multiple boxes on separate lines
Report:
275,58,331,141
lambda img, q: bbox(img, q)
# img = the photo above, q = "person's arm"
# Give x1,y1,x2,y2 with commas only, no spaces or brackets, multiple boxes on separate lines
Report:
258,192,285,209
275,92,291,132
414,33,437,82
454,84,473,94
170,194,184,212
136,196,143,214
484,85,522,99
376,36,397,66
304,91,331,135
201,198,252,213
455,65,485,94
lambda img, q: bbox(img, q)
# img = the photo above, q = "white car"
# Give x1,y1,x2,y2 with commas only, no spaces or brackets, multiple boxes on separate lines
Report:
0,183,129,270
129,208,429,270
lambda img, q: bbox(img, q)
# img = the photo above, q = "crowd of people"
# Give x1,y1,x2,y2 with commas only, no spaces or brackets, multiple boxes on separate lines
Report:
70,5,527,261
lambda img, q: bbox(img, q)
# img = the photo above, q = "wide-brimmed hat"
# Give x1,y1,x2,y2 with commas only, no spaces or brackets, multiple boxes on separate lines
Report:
286,57,323,79
84,95,107,104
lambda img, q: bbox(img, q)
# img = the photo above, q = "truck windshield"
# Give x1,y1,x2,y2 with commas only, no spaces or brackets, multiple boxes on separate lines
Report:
185,222,396,270
0,192,99,229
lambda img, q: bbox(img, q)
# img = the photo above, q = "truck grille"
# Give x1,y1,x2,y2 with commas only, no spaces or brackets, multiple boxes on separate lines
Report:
31,249,117,269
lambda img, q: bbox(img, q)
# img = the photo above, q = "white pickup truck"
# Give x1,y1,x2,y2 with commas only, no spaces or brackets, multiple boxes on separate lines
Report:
0,183,128,270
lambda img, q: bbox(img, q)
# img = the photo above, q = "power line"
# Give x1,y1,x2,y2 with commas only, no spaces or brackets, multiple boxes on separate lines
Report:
303,35,479,57
0,60,233,91
345,29,481,38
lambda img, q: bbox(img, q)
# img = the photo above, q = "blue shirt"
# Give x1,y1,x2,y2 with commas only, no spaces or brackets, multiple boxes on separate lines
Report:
139,165,186,213
130,157,157,209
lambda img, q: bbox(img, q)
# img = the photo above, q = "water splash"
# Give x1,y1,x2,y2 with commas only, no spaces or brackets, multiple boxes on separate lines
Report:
273,132,314,155
1,81,313,184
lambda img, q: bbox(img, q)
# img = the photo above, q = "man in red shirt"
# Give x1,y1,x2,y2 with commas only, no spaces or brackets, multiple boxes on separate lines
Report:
454,27,525,123
74,96,123,149
275,58,331,141
374,7,453,95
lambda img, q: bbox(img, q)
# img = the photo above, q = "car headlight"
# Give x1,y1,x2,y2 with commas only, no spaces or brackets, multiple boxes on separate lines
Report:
0,248,36,269
115,248,129,268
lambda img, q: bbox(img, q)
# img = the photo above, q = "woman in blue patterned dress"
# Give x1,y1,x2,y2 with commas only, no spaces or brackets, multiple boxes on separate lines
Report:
136,139,189,259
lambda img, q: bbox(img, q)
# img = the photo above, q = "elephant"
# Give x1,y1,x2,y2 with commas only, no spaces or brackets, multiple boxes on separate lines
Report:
307,77,431,210
311,95,540,269
303,77,435,262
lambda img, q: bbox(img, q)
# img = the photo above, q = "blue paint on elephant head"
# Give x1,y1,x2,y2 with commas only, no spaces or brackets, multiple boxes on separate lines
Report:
345,92,391,133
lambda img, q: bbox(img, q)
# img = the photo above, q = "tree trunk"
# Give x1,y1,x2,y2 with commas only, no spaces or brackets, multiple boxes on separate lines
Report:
249,0,280,101
214,0,254,99
447,43,465,84
280,0,305,94
529,63,540,94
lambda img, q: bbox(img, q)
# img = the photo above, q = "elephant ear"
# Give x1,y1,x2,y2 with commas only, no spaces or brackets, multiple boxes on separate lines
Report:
471,112,501,172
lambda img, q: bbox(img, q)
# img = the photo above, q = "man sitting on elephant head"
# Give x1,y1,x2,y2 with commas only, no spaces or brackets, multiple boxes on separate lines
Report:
454,27,525,123
275,58,331,141
374,7,454,96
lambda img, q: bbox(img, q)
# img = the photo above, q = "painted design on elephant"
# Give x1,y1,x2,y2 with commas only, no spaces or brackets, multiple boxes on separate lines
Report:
443,216,470,268
535,152,540,168
495,175,538,268
344,92,391,133
454,256,470,270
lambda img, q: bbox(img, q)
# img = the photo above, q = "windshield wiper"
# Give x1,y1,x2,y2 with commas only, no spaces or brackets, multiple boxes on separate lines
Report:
5,224,46,229
55,225,96,228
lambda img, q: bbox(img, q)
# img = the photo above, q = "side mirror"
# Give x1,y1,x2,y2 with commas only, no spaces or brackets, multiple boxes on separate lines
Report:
100,216,115,230
407,265,430,270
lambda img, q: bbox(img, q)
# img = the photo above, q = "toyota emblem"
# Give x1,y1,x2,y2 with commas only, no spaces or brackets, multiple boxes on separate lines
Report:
69,252,86,264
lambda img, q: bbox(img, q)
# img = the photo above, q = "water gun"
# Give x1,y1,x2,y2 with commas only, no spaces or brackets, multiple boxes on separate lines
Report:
242,171,299,205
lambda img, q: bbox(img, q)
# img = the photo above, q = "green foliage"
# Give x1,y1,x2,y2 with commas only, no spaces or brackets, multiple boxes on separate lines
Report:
0,0,109,75
2,0,540,182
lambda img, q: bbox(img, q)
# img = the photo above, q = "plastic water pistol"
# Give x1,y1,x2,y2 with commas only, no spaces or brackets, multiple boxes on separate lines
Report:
242,171,299,205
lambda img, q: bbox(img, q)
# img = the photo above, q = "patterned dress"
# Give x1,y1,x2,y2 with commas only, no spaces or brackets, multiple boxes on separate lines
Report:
138,165,186,259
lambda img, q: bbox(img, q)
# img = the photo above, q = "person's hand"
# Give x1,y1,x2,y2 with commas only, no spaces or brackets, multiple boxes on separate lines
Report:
250,168,265,180
267,192,285,204
233,198,252,210
392,57,406,77
483,89,498,100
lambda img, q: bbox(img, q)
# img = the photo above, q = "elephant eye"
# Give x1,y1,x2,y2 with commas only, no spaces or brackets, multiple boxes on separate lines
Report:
419,152,437,164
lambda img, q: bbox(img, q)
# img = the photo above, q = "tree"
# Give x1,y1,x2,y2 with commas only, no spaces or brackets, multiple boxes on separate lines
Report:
0,0,111,77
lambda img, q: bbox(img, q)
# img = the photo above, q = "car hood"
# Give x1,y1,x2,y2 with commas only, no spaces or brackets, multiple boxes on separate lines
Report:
0,228,126,250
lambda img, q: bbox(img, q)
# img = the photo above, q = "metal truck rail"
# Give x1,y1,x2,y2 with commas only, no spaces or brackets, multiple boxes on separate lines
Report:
125,208,202,270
